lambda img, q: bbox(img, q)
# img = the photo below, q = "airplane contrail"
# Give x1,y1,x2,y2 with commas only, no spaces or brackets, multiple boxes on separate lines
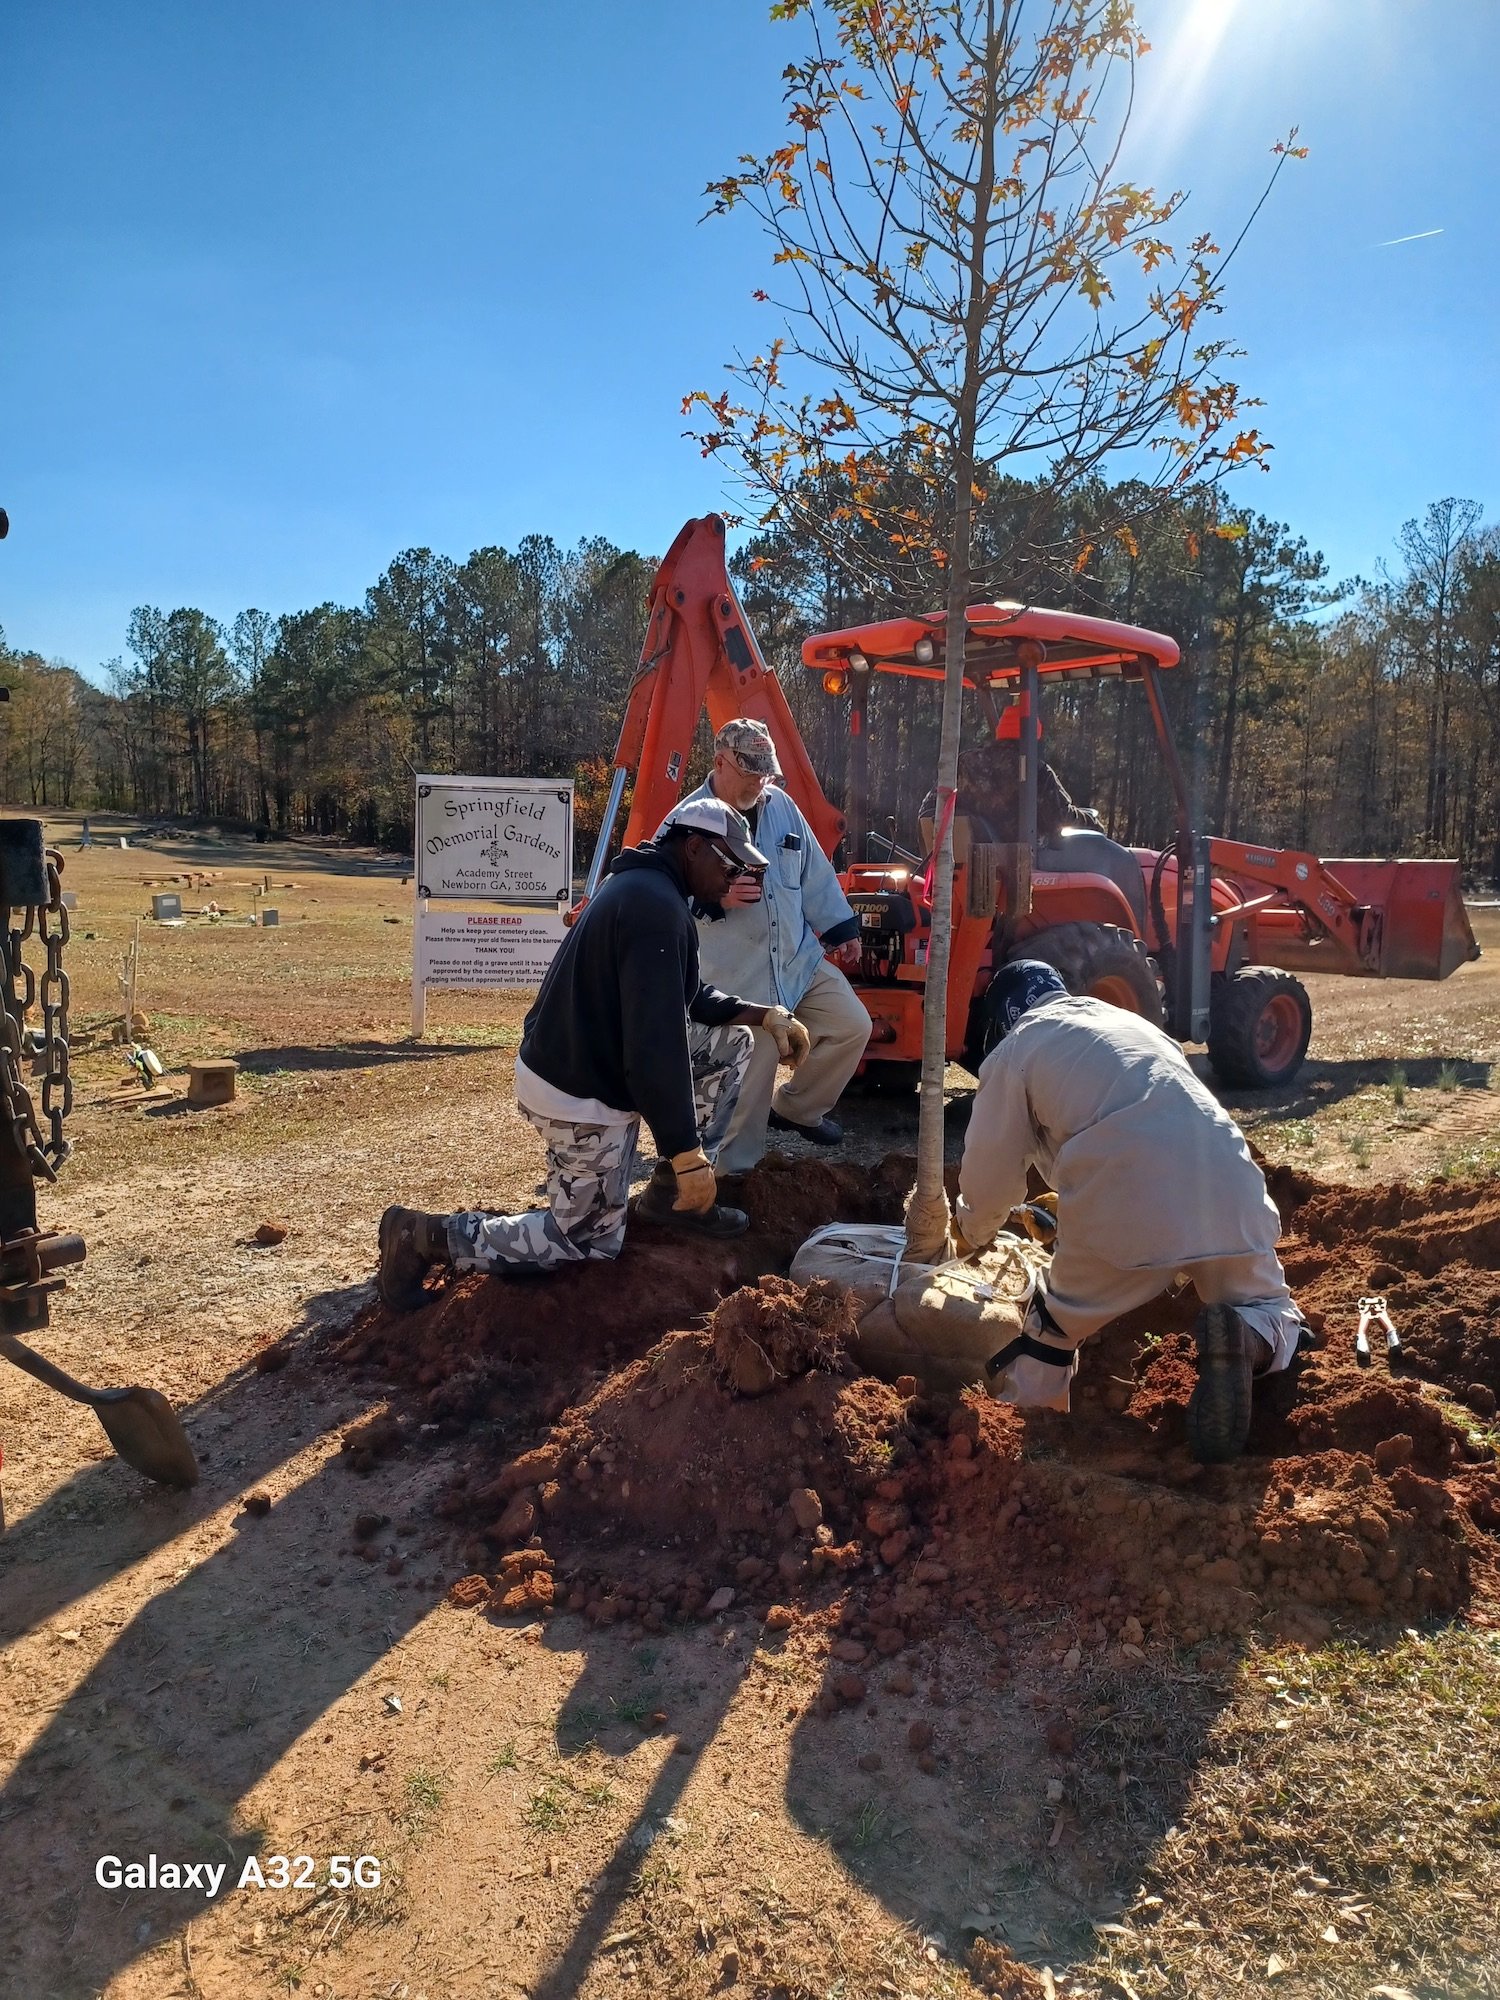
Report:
1376,227,1444,247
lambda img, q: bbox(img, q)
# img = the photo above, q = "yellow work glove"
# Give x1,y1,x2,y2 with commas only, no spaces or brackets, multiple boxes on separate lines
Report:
762,1005,811,1069
669,1147,717,1214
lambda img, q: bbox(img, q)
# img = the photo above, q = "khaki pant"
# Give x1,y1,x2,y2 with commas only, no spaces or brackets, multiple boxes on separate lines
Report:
448,1022,752,1272
716,958,872,1173
1044,1242,1303,1372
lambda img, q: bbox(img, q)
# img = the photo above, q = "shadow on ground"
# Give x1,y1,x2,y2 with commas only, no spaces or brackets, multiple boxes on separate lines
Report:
234,1037,517,1078
1220,1054,1493,1125
0,1283,454,1997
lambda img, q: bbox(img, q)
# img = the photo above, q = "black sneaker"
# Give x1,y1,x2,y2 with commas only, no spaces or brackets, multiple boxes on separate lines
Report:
1185,1305,1261,1464
768,1109,843,1145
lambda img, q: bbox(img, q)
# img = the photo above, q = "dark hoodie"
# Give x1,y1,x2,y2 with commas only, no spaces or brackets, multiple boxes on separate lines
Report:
518,841,749,1156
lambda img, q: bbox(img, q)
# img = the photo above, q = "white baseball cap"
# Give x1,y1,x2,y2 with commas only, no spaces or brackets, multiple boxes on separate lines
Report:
658,796,769,869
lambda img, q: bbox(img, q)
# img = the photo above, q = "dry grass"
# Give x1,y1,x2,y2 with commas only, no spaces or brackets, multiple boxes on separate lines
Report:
1078,1631,1500,1999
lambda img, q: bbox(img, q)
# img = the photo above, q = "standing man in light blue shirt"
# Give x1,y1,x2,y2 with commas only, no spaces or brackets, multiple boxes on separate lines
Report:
666,718,871,1172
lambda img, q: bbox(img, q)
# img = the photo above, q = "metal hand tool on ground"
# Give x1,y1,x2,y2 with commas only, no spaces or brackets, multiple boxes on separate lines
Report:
1356,1294,1402,1368
0,816,199,1513
0,1331,198,1485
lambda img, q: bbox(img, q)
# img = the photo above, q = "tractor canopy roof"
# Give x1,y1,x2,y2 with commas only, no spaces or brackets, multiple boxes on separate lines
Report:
801,604,1179,689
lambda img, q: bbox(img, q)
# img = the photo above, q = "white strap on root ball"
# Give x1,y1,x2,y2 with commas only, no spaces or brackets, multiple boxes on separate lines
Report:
791,1222,1049,1398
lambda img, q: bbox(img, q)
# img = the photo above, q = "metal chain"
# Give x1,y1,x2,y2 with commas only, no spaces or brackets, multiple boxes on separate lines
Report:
37,852,72,1167
0,849,72,1182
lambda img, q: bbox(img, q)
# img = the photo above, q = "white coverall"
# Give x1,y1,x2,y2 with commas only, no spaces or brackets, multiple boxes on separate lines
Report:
668,777,870,1172
956,994,1304,1404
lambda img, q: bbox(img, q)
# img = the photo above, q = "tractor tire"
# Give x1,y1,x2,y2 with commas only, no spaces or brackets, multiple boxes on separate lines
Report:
1207,968,1312,1089
1020,922,1165,1027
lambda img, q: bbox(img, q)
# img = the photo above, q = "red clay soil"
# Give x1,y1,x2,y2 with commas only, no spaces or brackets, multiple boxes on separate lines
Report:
325,1156,1500,1649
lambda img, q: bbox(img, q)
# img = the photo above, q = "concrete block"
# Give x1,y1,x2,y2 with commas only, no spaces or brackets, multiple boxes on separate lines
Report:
187,1059,238,1108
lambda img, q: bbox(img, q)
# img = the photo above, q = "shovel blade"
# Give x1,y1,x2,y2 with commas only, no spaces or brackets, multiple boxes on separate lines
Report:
94,1388,200,1488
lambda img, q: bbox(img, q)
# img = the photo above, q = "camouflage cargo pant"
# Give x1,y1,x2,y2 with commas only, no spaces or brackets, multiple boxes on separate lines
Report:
447,1021,752,1273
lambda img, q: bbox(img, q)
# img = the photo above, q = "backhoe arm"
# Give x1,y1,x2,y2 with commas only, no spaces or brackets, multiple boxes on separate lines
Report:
583,516,844,894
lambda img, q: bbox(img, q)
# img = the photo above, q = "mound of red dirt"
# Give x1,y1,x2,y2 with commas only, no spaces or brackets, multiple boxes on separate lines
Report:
330,1154,911,1429
327,1158,1500,1644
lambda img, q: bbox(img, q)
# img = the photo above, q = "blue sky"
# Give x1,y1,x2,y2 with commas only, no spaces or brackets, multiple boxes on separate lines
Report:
3,1,1497,678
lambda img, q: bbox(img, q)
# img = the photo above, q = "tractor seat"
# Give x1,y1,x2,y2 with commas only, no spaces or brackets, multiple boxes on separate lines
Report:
1035,827,1148,931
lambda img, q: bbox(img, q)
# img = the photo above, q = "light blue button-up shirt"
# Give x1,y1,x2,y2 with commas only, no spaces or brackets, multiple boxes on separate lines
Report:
665,777,858,1010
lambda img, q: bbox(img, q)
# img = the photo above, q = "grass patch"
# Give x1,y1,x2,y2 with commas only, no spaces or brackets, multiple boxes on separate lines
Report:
613,1691,660,1726
522,1763,616,1832
1438,1059,1462,1093
1276,1117,1321,1154
486,1740,519,1774
847,1800,891,1852
1389,1062,1407,1108
565,1773,616,1810
1437,1135,1500,1182
401,1766,449,1840
524,1780,569,1833
1077,1630,1500,1998
403,1767,447,1815
557,1701,610,1751
426,1022,521,1049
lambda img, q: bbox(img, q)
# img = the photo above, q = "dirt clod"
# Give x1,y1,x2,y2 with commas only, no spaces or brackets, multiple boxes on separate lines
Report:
711,1275,857,1396
1375,1434,1415,1475
968,1938,1050,1997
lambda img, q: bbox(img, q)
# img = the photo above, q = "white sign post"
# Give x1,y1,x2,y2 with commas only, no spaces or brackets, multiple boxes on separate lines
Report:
411,775,573,1035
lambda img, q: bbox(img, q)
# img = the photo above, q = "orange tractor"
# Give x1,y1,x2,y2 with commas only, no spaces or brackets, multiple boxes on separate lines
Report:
587,515,1480,1090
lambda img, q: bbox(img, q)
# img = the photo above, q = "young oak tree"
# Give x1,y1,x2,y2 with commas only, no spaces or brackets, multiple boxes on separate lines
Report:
686,0,1301,1256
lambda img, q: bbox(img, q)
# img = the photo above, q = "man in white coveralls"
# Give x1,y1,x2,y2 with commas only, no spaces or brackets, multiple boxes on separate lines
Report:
954,961,1308,1463
667,718,871,1171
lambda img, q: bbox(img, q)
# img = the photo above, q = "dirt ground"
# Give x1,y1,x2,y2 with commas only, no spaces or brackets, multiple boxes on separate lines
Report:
1,815,1497,2000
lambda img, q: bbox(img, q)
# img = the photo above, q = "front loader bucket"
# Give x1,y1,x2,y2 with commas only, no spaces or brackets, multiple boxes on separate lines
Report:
1323,858,1482,980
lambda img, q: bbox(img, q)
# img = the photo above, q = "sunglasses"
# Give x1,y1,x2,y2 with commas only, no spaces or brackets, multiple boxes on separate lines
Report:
706,841,749,879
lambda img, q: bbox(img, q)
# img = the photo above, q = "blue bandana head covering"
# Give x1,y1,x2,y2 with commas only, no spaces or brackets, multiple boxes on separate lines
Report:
987,960,1069,1039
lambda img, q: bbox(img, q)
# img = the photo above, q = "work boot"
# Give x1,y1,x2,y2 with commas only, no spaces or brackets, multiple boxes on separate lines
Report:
1185,1305,1270,1464
378,1205,451,1312
633,1167,749,1239
769,1108,843,1146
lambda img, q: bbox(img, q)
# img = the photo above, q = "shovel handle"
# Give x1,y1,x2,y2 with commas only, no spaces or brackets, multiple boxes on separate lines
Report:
0,1331,133,1407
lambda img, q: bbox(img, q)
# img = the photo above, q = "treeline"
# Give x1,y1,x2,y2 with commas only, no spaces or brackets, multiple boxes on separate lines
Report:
2,481,1497,882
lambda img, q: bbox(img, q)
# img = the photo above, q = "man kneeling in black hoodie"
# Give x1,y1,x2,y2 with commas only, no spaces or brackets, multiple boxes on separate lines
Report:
378,798,812,1309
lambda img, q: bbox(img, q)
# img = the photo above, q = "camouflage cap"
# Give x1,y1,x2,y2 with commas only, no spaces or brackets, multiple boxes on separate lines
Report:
714,716,783,777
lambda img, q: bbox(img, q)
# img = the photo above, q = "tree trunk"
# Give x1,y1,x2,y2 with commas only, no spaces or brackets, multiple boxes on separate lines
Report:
904,0,997,1263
